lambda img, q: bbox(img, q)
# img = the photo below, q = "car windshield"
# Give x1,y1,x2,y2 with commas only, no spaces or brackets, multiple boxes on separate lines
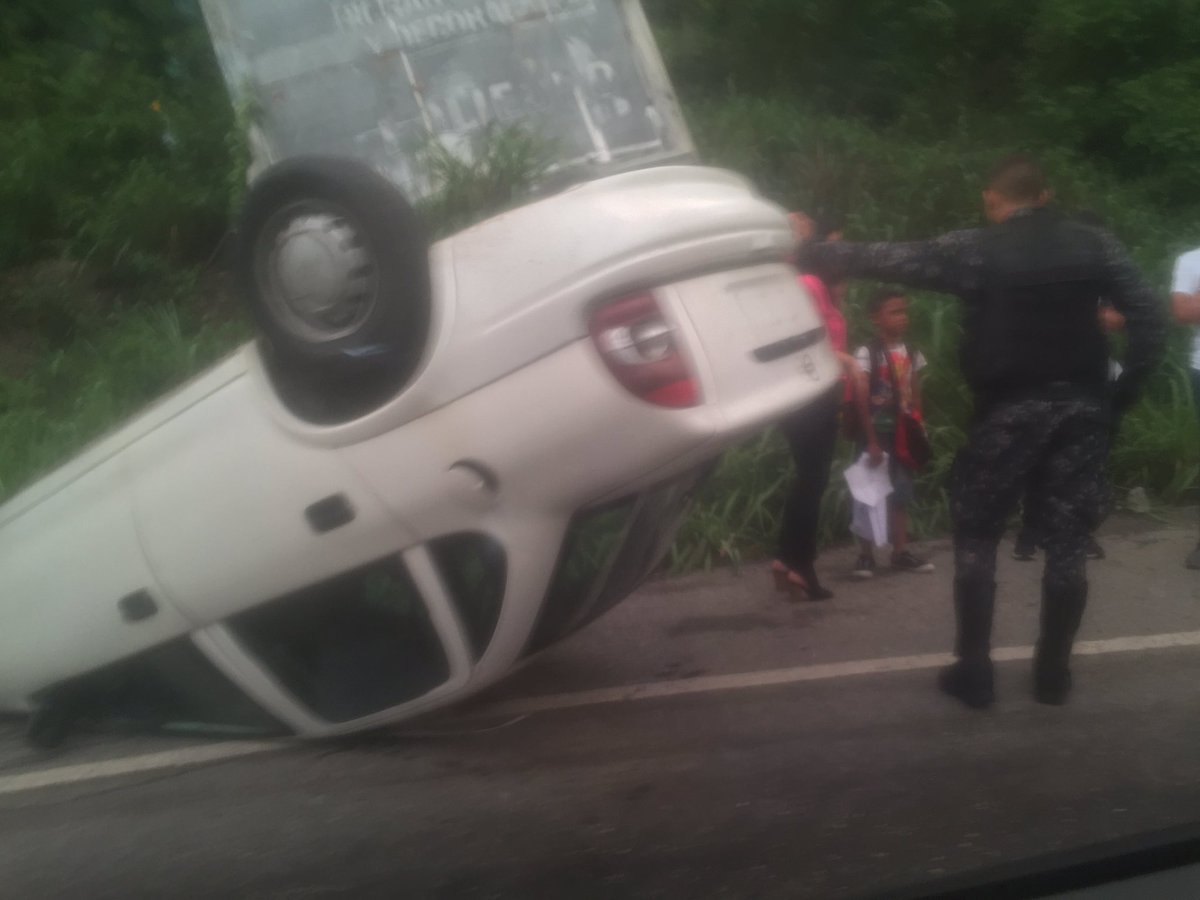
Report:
200,0,694,201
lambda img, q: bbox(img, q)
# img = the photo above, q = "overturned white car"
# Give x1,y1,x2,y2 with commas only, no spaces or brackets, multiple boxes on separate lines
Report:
0,0,837,742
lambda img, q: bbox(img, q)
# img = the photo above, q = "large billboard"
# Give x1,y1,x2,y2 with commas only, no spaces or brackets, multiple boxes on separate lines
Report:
201,0,694,196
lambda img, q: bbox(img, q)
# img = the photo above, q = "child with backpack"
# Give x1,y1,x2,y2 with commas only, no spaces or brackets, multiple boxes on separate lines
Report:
851,288,935,578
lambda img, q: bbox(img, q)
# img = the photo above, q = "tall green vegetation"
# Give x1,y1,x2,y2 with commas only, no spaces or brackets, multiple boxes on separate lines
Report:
651,0,1200,567
3,1,1200,569
0,1,247,496
417,126,560,239
0,1,236,277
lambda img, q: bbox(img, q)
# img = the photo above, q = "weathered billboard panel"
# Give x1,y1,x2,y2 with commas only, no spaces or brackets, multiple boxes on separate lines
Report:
200,0,694,195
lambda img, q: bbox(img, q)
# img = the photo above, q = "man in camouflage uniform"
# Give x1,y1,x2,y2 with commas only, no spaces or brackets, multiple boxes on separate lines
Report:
797,156,1166,708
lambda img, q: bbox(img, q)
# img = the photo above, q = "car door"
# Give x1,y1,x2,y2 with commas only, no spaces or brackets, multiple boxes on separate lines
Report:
126,372,418,627
0,455,194,709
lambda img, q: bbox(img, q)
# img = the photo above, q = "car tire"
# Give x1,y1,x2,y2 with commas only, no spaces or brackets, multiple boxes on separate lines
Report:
235,156,432,389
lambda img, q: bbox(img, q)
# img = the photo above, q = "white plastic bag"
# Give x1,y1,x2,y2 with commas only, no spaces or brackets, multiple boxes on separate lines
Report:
845,452,894,547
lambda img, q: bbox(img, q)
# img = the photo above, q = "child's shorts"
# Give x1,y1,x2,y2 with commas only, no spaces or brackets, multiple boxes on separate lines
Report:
889,460,915,509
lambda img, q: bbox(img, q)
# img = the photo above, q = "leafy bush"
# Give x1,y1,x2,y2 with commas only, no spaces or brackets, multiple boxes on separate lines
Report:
417,125,559,239
0,1,234,279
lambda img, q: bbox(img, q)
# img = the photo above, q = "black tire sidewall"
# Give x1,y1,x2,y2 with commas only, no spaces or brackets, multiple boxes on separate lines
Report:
235,156,431,376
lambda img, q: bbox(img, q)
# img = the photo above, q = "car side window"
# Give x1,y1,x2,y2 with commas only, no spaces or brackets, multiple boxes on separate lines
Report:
227,556,450,723
525,499,638,656
33,636,284,738
524,468,708,657
592,474,700,616
429,533,507,661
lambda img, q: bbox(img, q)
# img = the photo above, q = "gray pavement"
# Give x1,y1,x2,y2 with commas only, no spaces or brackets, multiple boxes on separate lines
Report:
471,510,1200,704
3,513,1200,898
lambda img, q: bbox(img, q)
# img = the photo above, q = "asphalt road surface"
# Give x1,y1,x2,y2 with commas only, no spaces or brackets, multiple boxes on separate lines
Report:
4,514,1200,899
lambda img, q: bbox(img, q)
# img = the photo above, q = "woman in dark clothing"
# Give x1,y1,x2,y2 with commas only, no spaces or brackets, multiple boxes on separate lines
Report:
772,214,860,599
773,366,844,599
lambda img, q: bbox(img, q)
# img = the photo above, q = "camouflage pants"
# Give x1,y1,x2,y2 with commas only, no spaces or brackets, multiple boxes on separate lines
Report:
950,397,1109,668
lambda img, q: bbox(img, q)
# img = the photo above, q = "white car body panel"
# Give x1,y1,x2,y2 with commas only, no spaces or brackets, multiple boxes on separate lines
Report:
0,456,193,708
125,376,418,627
0,351,249,532
0,164,836,734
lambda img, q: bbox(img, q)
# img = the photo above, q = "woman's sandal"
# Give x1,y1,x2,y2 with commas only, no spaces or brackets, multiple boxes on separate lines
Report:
771,560,812,601
772,560,834,601
770,560,790,591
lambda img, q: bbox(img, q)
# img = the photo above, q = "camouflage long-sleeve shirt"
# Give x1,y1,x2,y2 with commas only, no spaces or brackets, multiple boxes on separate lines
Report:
796,209,1167,410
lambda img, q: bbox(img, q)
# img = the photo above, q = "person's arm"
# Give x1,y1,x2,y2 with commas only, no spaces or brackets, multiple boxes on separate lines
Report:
911,364,923,418
840,354,868,412
796,228,987,297
1172,292,1200,324
853,349,884,467
1097,233,1169,412
1169,253,1200,323
836,351,860,379
1099,304,1126,334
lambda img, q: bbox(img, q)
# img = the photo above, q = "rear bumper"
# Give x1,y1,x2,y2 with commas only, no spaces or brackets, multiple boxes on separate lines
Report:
665,262,841,434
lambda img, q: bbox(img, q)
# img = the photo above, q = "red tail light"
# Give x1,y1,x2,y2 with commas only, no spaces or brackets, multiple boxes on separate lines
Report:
588,292,700,408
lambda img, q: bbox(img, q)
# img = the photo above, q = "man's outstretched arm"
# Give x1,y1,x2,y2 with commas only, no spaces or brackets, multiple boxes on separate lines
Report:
796,229,987,297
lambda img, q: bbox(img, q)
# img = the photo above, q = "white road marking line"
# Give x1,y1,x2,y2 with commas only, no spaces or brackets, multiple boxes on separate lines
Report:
5,629,1200,797
479,629,1200,718
0,740,281,797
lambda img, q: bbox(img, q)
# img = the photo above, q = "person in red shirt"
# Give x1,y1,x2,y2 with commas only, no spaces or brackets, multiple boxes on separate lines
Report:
772,214,862,599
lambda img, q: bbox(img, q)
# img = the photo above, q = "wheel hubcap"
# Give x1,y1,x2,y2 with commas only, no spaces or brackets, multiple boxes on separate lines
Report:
259,207,377,343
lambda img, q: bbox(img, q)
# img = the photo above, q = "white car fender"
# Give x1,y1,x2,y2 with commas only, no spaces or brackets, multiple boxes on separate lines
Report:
0,455,194,708
122,375,420,628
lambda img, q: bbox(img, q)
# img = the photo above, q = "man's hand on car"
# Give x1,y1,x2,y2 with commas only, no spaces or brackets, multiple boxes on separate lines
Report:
789,212,818,244
1099,304,1125,334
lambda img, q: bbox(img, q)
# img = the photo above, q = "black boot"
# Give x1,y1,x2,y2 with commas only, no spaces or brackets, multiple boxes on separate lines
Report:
1033,663,1073,706
938,660,995,709
942,549,997,709
1035,579,1088,706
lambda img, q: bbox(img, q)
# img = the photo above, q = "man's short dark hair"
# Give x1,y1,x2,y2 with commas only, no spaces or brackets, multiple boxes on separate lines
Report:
986,155,1048,203
869,287,906,315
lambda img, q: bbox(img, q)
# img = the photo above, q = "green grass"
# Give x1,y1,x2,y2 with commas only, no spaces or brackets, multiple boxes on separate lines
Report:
416,125,559,239
0,295,247,498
